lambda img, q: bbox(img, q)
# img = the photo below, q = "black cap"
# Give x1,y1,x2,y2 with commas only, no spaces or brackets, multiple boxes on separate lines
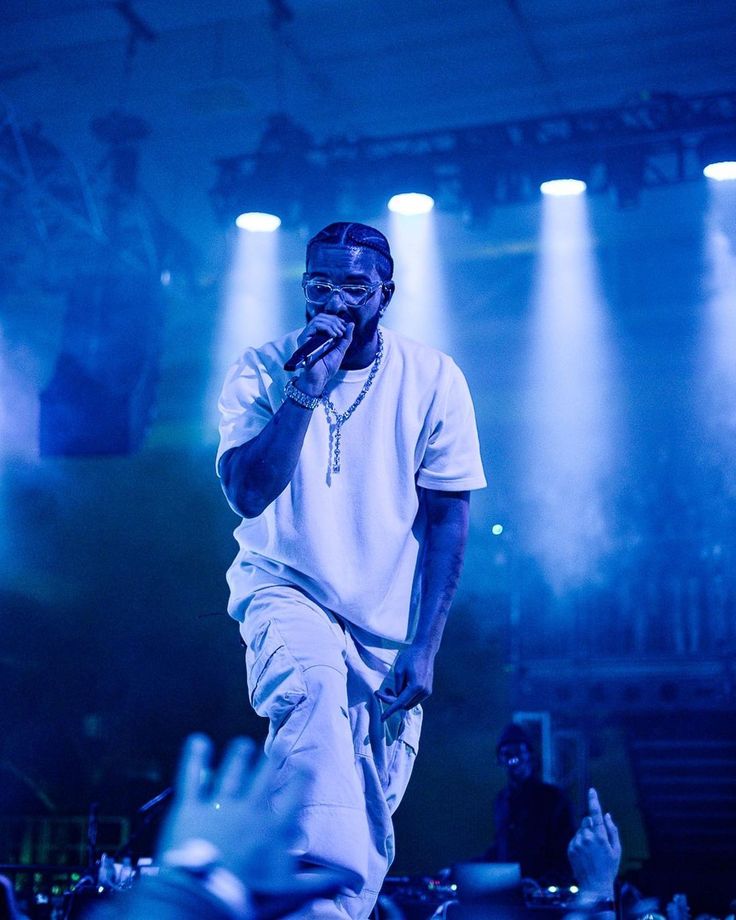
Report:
496,722,533,756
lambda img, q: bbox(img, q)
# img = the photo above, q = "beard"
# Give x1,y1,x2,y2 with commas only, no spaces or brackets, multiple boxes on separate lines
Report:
348,310,381,350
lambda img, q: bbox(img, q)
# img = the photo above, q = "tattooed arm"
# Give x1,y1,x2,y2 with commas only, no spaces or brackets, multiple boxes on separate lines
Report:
377,489,470,719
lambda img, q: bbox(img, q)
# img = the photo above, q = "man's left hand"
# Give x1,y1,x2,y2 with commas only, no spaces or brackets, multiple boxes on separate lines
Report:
376,644,436,720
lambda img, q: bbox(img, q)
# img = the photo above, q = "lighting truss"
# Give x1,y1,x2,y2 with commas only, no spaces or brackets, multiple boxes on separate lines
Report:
211,90,736,224
0,96,105,246
0,97,192,291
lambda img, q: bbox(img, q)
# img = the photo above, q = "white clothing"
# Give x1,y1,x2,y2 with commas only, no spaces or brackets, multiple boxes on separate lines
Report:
217,325,485,920
217,326,486,642
239,585,421,920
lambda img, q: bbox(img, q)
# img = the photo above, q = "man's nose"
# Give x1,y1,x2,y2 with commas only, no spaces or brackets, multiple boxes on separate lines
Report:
324,291,348,314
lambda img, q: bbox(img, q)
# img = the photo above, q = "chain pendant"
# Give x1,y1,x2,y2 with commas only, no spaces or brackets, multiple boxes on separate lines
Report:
333,423,342,473
325,419,341,476
320,328,383,480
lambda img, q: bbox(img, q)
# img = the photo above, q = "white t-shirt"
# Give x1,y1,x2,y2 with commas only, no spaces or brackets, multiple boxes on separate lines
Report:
217,326,486,642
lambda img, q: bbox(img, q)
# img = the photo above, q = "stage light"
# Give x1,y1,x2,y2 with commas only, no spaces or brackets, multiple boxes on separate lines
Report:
698,133,736,182
703,161,736,181
387,209,450,351
207,225,285,429
388,193,435,215
521,190,621,590
697,191,736,448
492,524,504,536
540,179,587,197
235,212,281,232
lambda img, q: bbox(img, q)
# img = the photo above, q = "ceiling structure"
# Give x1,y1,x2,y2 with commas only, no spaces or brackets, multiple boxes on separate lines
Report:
1,0,735,243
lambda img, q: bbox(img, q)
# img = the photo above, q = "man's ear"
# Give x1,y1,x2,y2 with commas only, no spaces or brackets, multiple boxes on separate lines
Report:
381,280,395,307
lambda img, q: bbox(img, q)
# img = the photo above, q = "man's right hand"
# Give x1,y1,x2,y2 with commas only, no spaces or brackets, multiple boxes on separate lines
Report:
297,315,354,396
220,314,354,519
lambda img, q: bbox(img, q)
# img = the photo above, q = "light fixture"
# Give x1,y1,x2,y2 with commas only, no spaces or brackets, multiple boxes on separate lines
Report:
387,193,435,215
540,179,587,197
235,212,282,232
698,133,736,182
703,161,736,181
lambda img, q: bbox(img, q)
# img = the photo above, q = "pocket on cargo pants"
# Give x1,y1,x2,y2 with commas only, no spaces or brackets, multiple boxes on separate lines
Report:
244,616,308,759
384,703,423,814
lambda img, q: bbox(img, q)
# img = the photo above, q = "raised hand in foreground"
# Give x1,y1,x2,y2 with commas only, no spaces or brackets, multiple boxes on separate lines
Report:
567,788,622,903
156,734,351,919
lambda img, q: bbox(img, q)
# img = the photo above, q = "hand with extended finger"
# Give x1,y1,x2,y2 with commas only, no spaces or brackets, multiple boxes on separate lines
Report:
375,644,435,721
296,315,354,396
567,787,621,900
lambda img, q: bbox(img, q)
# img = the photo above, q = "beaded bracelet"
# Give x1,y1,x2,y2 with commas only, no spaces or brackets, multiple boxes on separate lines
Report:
284,378,321,410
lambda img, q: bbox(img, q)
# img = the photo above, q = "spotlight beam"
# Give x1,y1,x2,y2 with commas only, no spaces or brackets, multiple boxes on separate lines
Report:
521,191,621,590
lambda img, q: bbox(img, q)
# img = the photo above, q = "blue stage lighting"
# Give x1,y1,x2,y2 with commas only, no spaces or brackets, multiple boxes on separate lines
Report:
703,161,736,181
522,190,620,590
207,220,284,429
387,208,450,351
388,193,435,215
540,179,587,197
235,212,281,231
492,524,504,536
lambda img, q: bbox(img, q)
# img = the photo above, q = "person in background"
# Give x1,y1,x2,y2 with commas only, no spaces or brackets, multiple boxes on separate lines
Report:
484,723,576,884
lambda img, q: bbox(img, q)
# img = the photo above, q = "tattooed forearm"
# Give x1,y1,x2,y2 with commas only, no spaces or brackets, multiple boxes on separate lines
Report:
413,490,470,654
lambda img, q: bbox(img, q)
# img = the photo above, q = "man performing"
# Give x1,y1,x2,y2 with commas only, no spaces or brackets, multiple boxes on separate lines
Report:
217,222,486,920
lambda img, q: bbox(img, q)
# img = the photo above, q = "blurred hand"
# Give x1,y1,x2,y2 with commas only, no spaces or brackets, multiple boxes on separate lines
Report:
296,315,354,395
158,734,350,914
567,788,621,899
376,645,434,721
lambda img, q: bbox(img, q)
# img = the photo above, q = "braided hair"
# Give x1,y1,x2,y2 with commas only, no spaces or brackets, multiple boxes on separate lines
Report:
306,222,394,280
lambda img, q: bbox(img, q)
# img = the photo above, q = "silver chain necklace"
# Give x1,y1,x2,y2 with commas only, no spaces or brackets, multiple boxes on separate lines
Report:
321,327,384,476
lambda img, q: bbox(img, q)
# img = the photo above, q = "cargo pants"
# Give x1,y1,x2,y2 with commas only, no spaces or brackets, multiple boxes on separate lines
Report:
239,585,423,920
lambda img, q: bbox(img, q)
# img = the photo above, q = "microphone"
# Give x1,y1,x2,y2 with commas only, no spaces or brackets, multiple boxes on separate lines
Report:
284,330,338,372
